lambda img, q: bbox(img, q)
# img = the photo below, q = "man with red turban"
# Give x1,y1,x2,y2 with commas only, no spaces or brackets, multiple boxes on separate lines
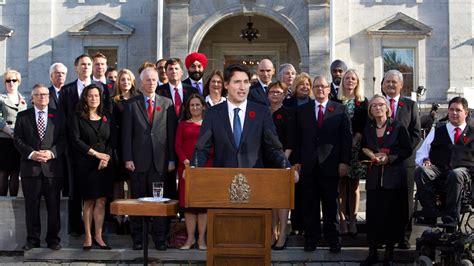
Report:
183,52,208,95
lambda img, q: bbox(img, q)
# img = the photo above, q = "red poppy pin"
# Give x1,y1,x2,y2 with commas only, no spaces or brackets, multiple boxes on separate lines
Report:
380,148,390,154
156,106,161,112
327,107,334,112
463,136,469,143
48,113,54,118
355,101,361,107
107,83,113,89
21,100,26,105
276,114,283,120
398,101,405,107
248,111,256,119
102,116,108,122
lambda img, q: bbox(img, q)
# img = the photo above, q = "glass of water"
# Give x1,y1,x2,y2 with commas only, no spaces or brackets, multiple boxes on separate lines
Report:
152,182,164,200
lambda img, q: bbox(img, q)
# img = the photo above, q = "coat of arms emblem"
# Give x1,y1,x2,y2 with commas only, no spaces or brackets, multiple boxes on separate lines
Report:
229,173,251,203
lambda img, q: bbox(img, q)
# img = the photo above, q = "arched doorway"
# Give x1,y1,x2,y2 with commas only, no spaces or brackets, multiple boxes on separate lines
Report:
197,15,301,77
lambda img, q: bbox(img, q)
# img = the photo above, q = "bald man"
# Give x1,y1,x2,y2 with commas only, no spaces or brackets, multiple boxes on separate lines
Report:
247,59,275,106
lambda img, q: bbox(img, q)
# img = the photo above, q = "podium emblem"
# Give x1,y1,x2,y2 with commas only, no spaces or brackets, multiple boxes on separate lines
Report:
229,173,251,203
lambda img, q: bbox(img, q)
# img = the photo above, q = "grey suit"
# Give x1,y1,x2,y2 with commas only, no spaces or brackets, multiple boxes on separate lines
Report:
122,94,177,247
0,93,28,138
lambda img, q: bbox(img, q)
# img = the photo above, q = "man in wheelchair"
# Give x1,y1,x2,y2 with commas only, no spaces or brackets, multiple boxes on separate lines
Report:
414,97,473,226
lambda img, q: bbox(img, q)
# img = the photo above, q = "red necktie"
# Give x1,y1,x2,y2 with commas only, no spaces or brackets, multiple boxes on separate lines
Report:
174,88,182,117
389,98,395,119
454,127,461,144
147,98,154,123
317,104,324,128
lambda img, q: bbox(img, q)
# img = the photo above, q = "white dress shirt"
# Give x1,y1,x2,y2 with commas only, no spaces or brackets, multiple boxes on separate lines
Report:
415,121,467,166
227,100,247,132
169,83,184,105
386,94,401,117
314,99,329,121
205,95,226,107
76,77,91,98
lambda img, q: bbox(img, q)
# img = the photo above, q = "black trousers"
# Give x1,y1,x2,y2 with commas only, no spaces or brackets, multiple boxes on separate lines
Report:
415,165,470,219
22,175,62,245
68,167,83,234
302,167,340,246
129,167,168,245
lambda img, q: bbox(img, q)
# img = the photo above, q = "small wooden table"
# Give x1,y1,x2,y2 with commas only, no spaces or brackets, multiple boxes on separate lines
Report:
110,199,178,266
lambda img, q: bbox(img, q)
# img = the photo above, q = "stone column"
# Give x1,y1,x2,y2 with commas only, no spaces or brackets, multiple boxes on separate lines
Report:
307,0,330,78
447,0,473,100
27,0,53,89
164,0,189,60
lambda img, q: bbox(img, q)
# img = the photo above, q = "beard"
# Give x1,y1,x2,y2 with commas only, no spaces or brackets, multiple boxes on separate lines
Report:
332,77,342,86
189,70,203,81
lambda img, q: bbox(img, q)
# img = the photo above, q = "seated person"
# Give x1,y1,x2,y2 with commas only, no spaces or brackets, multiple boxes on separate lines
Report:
414,97,473,224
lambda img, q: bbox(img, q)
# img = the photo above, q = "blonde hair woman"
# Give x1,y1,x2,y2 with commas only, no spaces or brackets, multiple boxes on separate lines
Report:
0,69,28,196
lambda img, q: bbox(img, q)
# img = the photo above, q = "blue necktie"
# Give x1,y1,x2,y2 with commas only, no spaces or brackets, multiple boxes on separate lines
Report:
233,108,242,147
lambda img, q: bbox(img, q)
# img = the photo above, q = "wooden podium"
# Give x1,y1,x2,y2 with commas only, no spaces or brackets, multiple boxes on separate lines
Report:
185,165,294,266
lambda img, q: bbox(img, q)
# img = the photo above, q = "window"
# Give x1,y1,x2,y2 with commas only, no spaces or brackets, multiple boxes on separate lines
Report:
383,48,415,96
86,47,118,68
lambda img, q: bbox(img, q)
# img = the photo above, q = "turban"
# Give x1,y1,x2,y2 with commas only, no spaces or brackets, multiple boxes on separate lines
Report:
185,52,208,69
330,59,348,72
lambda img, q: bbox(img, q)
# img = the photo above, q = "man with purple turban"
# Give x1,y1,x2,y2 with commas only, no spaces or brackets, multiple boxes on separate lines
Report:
183,52,208,95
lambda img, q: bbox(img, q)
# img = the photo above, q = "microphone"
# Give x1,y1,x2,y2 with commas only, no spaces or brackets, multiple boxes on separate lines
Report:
193,129,212,167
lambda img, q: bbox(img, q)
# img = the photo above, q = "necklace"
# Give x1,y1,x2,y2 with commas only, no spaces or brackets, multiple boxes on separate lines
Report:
189,118,202,123
375,120,388,129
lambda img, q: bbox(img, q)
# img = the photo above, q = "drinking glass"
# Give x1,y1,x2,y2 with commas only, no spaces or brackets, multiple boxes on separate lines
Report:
152,182,164,200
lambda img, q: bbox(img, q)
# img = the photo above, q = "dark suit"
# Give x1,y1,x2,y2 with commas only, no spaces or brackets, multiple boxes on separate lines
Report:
295,100,352,246
193,101,289,168
248,82,270,106
156,82,198,200
60,79,111,235
14,108,66,246
360,119,412,246
329,83,339,101
389,96,421,245
48,86,60,111
182,77,202,95
122,94,177,246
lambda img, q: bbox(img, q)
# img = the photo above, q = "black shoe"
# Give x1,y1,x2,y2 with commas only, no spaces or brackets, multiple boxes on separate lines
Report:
47,243,61,250
155,242,167,251
132,243,143,250
83,245,92,251
360,248,378,266
22,243,39,251
397,240,410,250
93,239,112,250
272,238,287,250
442,215,456,224
329,242,341,253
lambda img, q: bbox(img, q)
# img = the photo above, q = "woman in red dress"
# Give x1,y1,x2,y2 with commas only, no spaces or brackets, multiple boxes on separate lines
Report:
175,93,212,250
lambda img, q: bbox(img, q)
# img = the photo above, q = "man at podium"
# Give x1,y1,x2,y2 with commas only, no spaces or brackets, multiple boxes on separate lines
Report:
192,64,289,169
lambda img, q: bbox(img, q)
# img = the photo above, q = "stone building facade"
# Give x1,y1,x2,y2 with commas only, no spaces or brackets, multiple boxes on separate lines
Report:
0,0,472,102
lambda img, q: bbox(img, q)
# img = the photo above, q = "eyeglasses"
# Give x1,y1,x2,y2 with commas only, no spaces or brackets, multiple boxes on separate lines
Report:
313,85,329,89
5,79,18,83
33,93,50,98
268,91,284,96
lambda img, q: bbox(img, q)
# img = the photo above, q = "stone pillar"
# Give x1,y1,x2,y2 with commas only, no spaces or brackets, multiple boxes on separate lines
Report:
27,0,53,89
447,0,473,100
164,0,189,60
307,0,330,78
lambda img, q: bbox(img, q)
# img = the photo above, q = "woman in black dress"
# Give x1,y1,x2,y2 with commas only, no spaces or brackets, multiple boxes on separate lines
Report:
267,81,296,250
360,95,412,265
111,69,139,233
70,84,115,250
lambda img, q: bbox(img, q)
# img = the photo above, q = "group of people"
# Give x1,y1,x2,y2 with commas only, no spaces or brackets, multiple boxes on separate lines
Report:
1,51,472,266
